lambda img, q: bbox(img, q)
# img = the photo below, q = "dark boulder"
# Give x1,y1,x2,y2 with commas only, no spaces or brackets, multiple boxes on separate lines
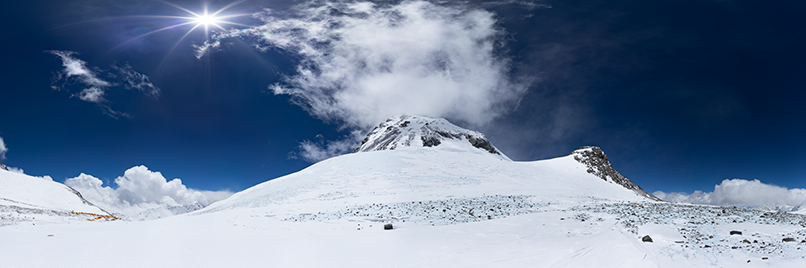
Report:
730,230,742,235
782,237,796,242
384,223,393,230
642,235,653,243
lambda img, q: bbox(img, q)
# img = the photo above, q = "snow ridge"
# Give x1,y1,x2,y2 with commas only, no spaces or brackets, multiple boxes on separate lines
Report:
353,115,509,159
572,146,661,201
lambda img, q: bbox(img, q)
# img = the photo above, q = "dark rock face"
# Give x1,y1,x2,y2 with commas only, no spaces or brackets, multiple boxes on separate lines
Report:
0,162,8,171
571,146,661,201
642,235,653,242
730,230,743,235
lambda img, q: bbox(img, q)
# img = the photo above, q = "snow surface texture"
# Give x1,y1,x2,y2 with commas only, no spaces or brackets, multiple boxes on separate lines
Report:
2,116,806,267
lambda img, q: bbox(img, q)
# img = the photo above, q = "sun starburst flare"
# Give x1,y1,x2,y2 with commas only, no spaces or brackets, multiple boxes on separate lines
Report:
95,0,251,71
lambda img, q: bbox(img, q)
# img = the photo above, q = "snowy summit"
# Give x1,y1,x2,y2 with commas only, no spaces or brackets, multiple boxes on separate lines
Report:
353,115,509,159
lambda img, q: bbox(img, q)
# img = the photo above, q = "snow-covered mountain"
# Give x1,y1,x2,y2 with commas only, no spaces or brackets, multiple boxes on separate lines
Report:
354,115,509,159
2,115,805,267
203,115,655,214
0,168,114,226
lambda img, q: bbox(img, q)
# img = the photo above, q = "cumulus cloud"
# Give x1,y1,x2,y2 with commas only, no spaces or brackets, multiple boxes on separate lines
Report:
65,165,233,220
0,137,7,160
196,0,534,161
47,50,160,118
653,179,806,210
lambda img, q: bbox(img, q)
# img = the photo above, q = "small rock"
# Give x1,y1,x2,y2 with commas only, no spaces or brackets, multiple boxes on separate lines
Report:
642,235,653,243
384,223,393,230
730,230,742,235
783,238,796,242
762,257,768,260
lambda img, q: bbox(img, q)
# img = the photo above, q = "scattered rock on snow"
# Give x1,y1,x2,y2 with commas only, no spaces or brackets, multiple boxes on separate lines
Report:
730,230,742,235
642,235,653,243
384,223,393,230
783,238,796,242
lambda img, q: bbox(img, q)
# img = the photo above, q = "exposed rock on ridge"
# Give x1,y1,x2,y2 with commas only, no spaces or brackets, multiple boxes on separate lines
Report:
353,115,509,159
572,146,661,201
0,162,8,171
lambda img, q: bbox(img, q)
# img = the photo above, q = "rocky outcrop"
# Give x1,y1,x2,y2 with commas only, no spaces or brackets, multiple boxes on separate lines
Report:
571,146,661,201
0,162,8,171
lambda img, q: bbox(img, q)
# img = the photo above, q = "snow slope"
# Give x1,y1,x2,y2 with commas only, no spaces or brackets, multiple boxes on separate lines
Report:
0,168,111,226
1,116,805,267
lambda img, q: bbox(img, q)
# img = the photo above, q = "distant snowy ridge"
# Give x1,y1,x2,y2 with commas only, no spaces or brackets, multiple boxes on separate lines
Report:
133,203,205,221
0,168,112,226
353,115,509,160
572,146,661,201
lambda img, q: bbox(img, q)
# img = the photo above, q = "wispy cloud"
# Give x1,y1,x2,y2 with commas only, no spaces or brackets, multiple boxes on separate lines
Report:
654,179,806,210
290,131,364,162
196,0,537,161
65,165,233,220
112,63,161,97
48,50,112,94
47,50,160,118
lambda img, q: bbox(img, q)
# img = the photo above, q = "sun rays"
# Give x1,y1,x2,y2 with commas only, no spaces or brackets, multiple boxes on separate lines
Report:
89,1,252,71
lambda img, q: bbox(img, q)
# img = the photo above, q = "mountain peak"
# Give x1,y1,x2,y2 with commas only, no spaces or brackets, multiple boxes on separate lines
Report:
571,146,661,201
353,115,509,159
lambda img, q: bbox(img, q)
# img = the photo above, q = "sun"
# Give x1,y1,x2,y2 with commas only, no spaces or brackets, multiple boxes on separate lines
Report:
104,1,251,70
109,1,249,50
194,14,220,27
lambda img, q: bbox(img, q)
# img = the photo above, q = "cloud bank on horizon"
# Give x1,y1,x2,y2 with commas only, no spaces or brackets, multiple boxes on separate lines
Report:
48,50,160,119
65,165,233,220
196,0,534,161
654,179,806,210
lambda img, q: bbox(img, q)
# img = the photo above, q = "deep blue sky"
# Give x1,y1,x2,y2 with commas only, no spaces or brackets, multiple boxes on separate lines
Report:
1,0,804,194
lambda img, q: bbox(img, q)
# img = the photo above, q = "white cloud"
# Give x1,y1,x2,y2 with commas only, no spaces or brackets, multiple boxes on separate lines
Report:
198,0,531,129
48,50,112,91
653,179,806,210
0,137,7,160
65,165,233,220
47,50,159,118
196,0,535,162
76,87,106,103
292,131,364,162
112,63,161,97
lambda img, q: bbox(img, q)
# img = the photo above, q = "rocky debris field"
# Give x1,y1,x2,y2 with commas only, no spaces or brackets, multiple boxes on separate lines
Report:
284,195,548,226
0,204,88,226
571,201,806,259
285,196,806,260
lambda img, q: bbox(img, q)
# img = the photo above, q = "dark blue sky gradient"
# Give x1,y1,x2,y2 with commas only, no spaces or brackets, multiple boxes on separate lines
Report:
1,0,804,194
